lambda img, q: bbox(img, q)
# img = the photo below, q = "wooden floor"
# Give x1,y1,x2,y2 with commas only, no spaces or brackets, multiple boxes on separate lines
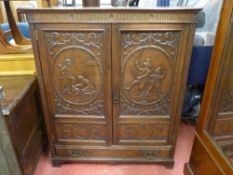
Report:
34,122,195,175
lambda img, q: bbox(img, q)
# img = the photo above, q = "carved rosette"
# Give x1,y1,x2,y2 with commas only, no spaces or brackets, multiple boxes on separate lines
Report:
46,32,104,115
120,32,180,115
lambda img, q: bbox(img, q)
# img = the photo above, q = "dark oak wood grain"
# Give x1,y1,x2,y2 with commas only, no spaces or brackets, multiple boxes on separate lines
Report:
23,7,200,166
0,100,22,175
0,76,45,175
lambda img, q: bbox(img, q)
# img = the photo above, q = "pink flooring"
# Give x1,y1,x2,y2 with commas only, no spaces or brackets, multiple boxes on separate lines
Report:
34,122,195,175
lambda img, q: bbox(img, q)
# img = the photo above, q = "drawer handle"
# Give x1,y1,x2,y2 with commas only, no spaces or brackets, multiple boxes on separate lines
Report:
67,150,82,157
143,150,160,159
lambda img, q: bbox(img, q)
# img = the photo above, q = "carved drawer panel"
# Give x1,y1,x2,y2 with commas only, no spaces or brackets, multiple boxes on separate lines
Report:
55,145,172,161
220,142,233,157
119,122,169,145
55,120,108,146
213,119,233,137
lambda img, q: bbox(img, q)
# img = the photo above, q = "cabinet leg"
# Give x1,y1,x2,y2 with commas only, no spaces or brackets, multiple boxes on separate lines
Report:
52,160,63,167
164,162,174,169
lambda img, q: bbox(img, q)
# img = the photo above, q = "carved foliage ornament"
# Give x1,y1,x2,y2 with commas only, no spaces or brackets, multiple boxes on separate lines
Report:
121,124,167,140
61,123,105,140
47,32,102,57
122,32,178,56
121,32,180,115
55,93,104,115
214,120,233,136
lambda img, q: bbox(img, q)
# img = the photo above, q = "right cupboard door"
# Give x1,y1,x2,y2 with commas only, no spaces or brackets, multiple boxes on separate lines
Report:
112,24,194,152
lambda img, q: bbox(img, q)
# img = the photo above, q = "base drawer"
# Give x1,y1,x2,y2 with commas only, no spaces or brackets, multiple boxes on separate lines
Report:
54,145,172,162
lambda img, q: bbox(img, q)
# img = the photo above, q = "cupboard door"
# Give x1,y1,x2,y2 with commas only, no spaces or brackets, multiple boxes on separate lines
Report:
209,16,233,141
36,24,112,146
112,24,193,146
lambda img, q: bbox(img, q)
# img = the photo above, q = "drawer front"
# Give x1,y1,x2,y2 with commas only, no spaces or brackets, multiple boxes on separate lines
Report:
214,118,233,137
55,145,172,161
118,119,169,145
55,118,108,146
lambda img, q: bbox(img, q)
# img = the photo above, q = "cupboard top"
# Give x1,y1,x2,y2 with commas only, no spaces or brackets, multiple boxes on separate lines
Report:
21,7,201,24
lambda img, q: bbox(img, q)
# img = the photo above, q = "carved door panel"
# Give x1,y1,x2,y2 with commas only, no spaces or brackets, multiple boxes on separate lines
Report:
209,16,233,138
112,24,192,146
213,47,233,138
36,24,112,146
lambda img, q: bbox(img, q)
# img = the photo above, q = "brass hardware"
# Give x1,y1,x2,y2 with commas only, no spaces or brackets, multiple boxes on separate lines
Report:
113,92,120,104
67,150,82,157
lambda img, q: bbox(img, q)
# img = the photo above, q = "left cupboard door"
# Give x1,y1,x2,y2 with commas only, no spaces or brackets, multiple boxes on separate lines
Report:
35,24,112,147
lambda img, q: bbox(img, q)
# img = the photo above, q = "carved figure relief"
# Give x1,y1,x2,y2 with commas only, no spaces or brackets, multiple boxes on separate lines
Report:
45,32,105,115
120,32,179,115
60,124,105,140
53,49,101,105
58,58,96,99
125,57,167,100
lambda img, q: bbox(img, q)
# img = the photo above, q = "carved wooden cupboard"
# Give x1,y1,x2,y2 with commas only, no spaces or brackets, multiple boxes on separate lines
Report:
23,8,200,166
